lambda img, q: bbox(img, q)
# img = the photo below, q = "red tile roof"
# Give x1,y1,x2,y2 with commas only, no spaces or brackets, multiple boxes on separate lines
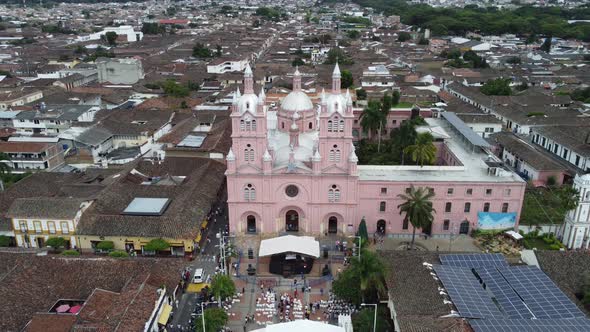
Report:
0,142,51,153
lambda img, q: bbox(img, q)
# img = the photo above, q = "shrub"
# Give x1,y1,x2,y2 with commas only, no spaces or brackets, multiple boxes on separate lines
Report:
144,238,170,252
548,243,561,250
96,241,114,251
144,83,160,90
542,236,554,244
62,250,80,256
0,235,10,247
46,237,66,249
109,250,129,258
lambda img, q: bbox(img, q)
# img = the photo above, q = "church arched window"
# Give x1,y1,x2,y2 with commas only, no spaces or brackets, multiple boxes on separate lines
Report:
240,120,245,131
327,120,333,132
252,119,257,131
244,184,256,201
339,120,344,132
328,185,341,202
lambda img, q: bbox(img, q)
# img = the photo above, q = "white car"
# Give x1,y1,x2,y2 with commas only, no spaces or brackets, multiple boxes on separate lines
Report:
193,268,204,284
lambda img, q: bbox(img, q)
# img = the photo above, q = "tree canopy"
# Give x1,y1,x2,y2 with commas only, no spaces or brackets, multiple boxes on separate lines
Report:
404,132,436,166
193,43,213,58
210,274,236,300
161,79,190,98
46,237,66,249
324,48,354,65
397,186,436,249
144,238,170,252
481,78,512,96
195,308,228,332
341,70,354,88
352,0,590,40
352,307,392,332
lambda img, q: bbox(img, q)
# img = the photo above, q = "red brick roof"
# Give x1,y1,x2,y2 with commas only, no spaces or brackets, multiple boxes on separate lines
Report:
0,142,50,153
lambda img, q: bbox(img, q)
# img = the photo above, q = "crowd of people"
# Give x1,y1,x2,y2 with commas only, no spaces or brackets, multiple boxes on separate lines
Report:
323,291,357,321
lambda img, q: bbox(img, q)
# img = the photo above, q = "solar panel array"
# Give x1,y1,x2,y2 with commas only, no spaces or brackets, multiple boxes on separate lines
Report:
476,267,532,319
497,265,586,319
440,253,509,268
433,265,503,319
469,318,590,332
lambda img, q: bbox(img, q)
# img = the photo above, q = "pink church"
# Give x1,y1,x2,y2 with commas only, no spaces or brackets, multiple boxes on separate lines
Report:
226,64,526,238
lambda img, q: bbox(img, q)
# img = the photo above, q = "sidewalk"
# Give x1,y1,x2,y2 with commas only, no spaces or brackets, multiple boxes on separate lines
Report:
379,235,481,252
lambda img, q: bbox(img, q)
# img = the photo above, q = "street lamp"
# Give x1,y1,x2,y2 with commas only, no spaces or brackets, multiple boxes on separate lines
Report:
200,301,219,332
216,233,235,276
348,235,361,261
361,303,378,332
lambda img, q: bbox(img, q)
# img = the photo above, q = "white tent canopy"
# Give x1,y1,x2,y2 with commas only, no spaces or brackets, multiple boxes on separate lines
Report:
251,320,345,332
258,235,320,258
505,230,523,240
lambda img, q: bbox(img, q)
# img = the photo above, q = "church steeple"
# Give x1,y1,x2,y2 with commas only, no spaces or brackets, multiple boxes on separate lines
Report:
244,63,254,94
332,63,341,95
293,66,302,92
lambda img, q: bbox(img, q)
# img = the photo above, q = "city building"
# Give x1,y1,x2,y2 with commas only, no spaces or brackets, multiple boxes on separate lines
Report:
207,58,249,74
0,141,65,172
559,173,590,249
76,25,143,43
0,89,43,110
227,65,526,237
97,57,145,84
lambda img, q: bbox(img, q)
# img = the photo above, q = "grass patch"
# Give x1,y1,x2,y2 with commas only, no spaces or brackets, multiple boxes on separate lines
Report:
391,102,415,108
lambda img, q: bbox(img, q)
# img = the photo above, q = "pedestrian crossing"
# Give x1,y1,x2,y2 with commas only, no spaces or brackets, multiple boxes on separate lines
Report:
195,255,215,262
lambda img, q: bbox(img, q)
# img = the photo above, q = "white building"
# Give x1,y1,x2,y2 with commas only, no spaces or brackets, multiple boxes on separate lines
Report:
97,58,144,84
76,25,143,43
560,174,590,249
206,58,249,74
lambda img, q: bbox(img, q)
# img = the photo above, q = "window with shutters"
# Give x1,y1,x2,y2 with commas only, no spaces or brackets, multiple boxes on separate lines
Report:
251,119,257,131
61,222,69,234
48,221,56,234
34,221,42,233
379,201,386,212
339,120,344,132
502,203,509,213
464,202,471,213
327,120,333,132
240,120,245,131
483,202,490,212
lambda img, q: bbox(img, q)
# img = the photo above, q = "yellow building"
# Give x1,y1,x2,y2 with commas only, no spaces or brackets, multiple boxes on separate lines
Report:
8,198,91,248
76,157,226,255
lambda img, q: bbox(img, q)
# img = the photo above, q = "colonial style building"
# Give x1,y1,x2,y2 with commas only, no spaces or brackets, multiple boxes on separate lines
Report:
227,65,526,238
559,174,590,249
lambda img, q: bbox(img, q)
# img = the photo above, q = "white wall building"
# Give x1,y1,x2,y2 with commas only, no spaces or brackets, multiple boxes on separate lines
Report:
76,25,143,43
560,174,590,249
206,59,249,74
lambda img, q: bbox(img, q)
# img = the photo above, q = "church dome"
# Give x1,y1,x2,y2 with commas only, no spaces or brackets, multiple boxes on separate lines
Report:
281,91,313,112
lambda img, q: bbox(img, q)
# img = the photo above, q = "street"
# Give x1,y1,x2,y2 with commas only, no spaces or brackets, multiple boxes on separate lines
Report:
168,196,228,331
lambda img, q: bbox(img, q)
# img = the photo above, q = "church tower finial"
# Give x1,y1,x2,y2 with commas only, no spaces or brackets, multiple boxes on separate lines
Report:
244,63,254,94
293,66,302,92
332,63,341,94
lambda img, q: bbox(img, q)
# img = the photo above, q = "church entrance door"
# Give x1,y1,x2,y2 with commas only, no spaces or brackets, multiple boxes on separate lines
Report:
328,216,338,234
286,210,299,232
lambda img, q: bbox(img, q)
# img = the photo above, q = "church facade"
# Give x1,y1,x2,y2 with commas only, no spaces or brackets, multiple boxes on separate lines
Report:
226,65,526,238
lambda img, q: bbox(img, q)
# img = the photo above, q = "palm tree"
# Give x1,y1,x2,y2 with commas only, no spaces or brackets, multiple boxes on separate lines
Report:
390,120,417,165
349,249,386,302
404,132,436,166
397,186,436,250
360,100,386,152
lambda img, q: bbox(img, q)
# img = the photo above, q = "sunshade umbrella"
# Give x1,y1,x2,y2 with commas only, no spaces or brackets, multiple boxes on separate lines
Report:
55,304,70,313
69,305,82,314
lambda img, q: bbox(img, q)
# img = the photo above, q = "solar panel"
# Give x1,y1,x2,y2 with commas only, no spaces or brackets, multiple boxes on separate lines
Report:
476,267,533,319
469,318,590,332
440,253,509,268
497,266,586,319
433,265,503,319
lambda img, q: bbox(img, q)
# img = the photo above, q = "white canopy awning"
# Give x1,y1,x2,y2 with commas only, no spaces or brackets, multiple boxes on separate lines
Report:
251,320,345,332
505,230,523,240
258,235,320,258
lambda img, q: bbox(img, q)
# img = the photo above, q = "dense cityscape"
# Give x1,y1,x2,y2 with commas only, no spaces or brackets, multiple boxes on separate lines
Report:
0,0,589,331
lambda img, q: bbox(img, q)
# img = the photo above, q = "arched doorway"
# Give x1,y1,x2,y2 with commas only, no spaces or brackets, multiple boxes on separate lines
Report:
377,220,386,235
328,216,338,234
247,215,256,233
459,220,470,235
286,210,299,232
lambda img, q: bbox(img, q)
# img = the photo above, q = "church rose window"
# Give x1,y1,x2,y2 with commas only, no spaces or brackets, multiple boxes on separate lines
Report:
285,185,299,197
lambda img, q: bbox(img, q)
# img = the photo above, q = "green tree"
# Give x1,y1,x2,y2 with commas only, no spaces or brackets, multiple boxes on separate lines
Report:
195,308,228,332
391,90,400,105
142,22,164,35
352,307,392,332
540,37,552,53
109,250,129,258
571,87,590,103
347,30,360,39
481,78,512,96
46,237,66,250
292,57,304,67
324,48,353,65
105,31,117,46
390,119,418,165
418,36,429,45
506,56,521,64
62,250,80,256
0,152,11,176
332,266,362,306
341,69,353,88
357,217,369,246
161,79,190,98
96,241,114,251
210,274,236,300
0,235,10,247
360,100,386,151
349,249,386,302
404,132,436,166
397,186,436,250
144,238,170,252
193,43,212,58
397,31,411,42
356,89,367,100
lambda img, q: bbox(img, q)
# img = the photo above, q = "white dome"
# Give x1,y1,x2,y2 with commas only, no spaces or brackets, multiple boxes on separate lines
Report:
237,93,259,114
281,91,313,112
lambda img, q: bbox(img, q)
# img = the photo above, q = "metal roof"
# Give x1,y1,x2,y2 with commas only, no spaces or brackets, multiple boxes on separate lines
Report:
122,197,170,216
178,134,206,148
441,112,492,149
